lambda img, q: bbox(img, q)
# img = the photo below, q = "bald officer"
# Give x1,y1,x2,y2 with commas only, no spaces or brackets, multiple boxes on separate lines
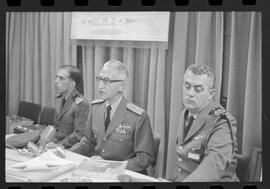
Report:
168,64,239,182
70,60,154,174
48,65,90,149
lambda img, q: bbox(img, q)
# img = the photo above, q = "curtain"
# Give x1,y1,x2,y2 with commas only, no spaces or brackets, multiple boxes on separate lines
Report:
224,12,262,156
6,12,77,115
6,11,261,179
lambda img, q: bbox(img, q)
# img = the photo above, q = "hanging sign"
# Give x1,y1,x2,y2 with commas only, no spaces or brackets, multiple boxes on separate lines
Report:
71,12,170,42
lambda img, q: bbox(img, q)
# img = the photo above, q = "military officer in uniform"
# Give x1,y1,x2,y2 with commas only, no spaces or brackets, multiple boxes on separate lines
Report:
70,60,154,174
48,65,90,149
168,64,239,182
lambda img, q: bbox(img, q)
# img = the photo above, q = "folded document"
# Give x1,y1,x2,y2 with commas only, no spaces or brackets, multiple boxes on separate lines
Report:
72,158,128,180
6,150,76,182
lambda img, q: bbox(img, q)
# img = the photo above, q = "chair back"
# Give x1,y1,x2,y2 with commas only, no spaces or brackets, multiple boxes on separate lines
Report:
147,136,160,176
236,147,262,181
153,136,161,167
248,147,262,181
236,154,249,181
17,101,42,124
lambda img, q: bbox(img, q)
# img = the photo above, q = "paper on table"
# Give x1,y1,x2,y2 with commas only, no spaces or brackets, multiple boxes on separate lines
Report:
10,150,75,171
7,164,75,182
6,150,76,182
6,148,33,162
120,170,161,182
72,158,128,180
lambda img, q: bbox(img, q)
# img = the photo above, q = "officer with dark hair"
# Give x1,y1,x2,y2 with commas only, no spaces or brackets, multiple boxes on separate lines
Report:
48,65,90,149
168,64,239,182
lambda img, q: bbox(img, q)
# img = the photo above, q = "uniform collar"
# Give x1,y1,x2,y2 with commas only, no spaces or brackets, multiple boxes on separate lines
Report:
56,88,77,100
185,100,214,119
105,95,123,118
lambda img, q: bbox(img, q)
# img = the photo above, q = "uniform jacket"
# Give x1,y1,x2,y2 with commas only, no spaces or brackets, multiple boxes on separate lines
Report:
70,97,155,173
169,101,239,182
53,89,90,148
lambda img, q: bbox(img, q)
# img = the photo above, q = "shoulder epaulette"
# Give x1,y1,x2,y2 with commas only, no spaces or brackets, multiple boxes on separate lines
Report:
72,93,84,105
91,99,105,104
209,107,227,116
126,102,144,115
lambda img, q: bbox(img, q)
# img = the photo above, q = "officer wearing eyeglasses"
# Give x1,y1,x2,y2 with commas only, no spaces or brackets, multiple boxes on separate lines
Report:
70,60,154,174
168,64,239,182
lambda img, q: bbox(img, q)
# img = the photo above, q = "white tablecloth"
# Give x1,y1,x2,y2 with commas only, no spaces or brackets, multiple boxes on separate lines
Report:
5,147,160,182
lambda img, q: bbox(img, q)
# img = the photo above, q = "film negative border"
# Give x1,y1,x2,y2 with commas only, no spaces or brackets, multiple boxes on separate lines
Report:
4,0,258,7
0,0,266,10
2,182,265,189
1,0,269,189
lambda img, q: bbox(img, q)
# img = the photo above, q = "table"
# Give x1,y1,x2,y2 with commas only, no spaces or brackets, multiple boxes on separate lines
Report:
6,146,160,182
6,115,35,134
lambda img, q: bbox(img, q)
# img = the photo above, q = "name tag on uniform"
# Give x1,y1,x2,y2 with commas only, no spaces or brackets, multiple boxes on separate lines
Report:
187,152,201,161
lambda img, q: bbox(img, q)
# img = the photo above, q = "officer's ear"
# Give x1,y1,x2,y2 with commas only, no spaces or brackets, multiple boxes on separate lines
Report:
70,80,76,89
118,79,127,92
208,88,216,100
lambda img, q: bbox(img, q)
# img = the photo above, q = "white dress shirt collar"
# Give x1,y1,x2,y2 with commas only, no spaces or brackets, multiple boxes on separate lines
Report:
105,96,123,119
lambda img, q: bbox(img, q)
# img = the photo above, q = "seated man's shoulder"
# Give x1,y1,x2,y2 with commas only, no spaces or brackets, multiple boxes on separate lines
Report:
209,103,236,124
90,98,105,105
72,93,89,107
126,102,145,116
209,106,227,117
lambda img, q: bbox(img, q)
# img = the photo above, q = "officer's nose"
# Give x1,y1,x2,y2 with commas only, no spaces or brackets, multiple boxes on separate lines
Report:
186,87,195,97
54,77,59,85
98,80,105,89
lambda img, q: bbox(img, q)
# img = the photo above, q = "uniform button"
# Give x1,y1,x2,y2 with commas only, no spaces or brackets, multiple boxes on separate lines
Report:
178,157,182,162
178,146,183,150
101,149,105,153
119,139,123,142
178,168,182,172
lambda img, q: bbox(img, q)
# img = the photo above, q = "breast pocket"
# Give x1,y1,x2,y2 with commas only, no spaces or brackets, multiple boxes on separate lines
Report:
110,133,130,142
188,139,202,151
185,137,204,162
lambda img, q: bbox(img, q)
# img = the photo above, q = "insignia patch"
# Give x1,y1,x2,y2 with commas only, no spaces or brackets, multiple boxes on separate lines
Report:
214,108,222,115
55,93,62,98
194,134,205,140
210,107,226,116
91,99,105,104
115,124,131,135
126,103,144,115
75,97,83,104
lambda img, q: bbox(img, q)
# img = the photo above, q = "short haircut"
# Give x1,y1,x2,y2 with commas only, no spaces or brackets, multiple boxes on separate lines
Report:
185,64,215,89
103,60,129,81
60,65,82,86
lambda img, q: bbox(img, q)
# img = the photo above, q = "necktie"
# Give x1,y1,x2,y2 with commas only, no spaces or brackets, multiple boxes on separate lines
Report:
184,116,194,138
105,105,112,131
61,98,66,110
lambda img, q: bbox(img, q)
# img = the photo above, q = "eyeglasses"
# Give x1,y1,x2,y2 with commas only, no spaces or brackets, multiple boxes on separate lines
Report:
96,76,124,85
